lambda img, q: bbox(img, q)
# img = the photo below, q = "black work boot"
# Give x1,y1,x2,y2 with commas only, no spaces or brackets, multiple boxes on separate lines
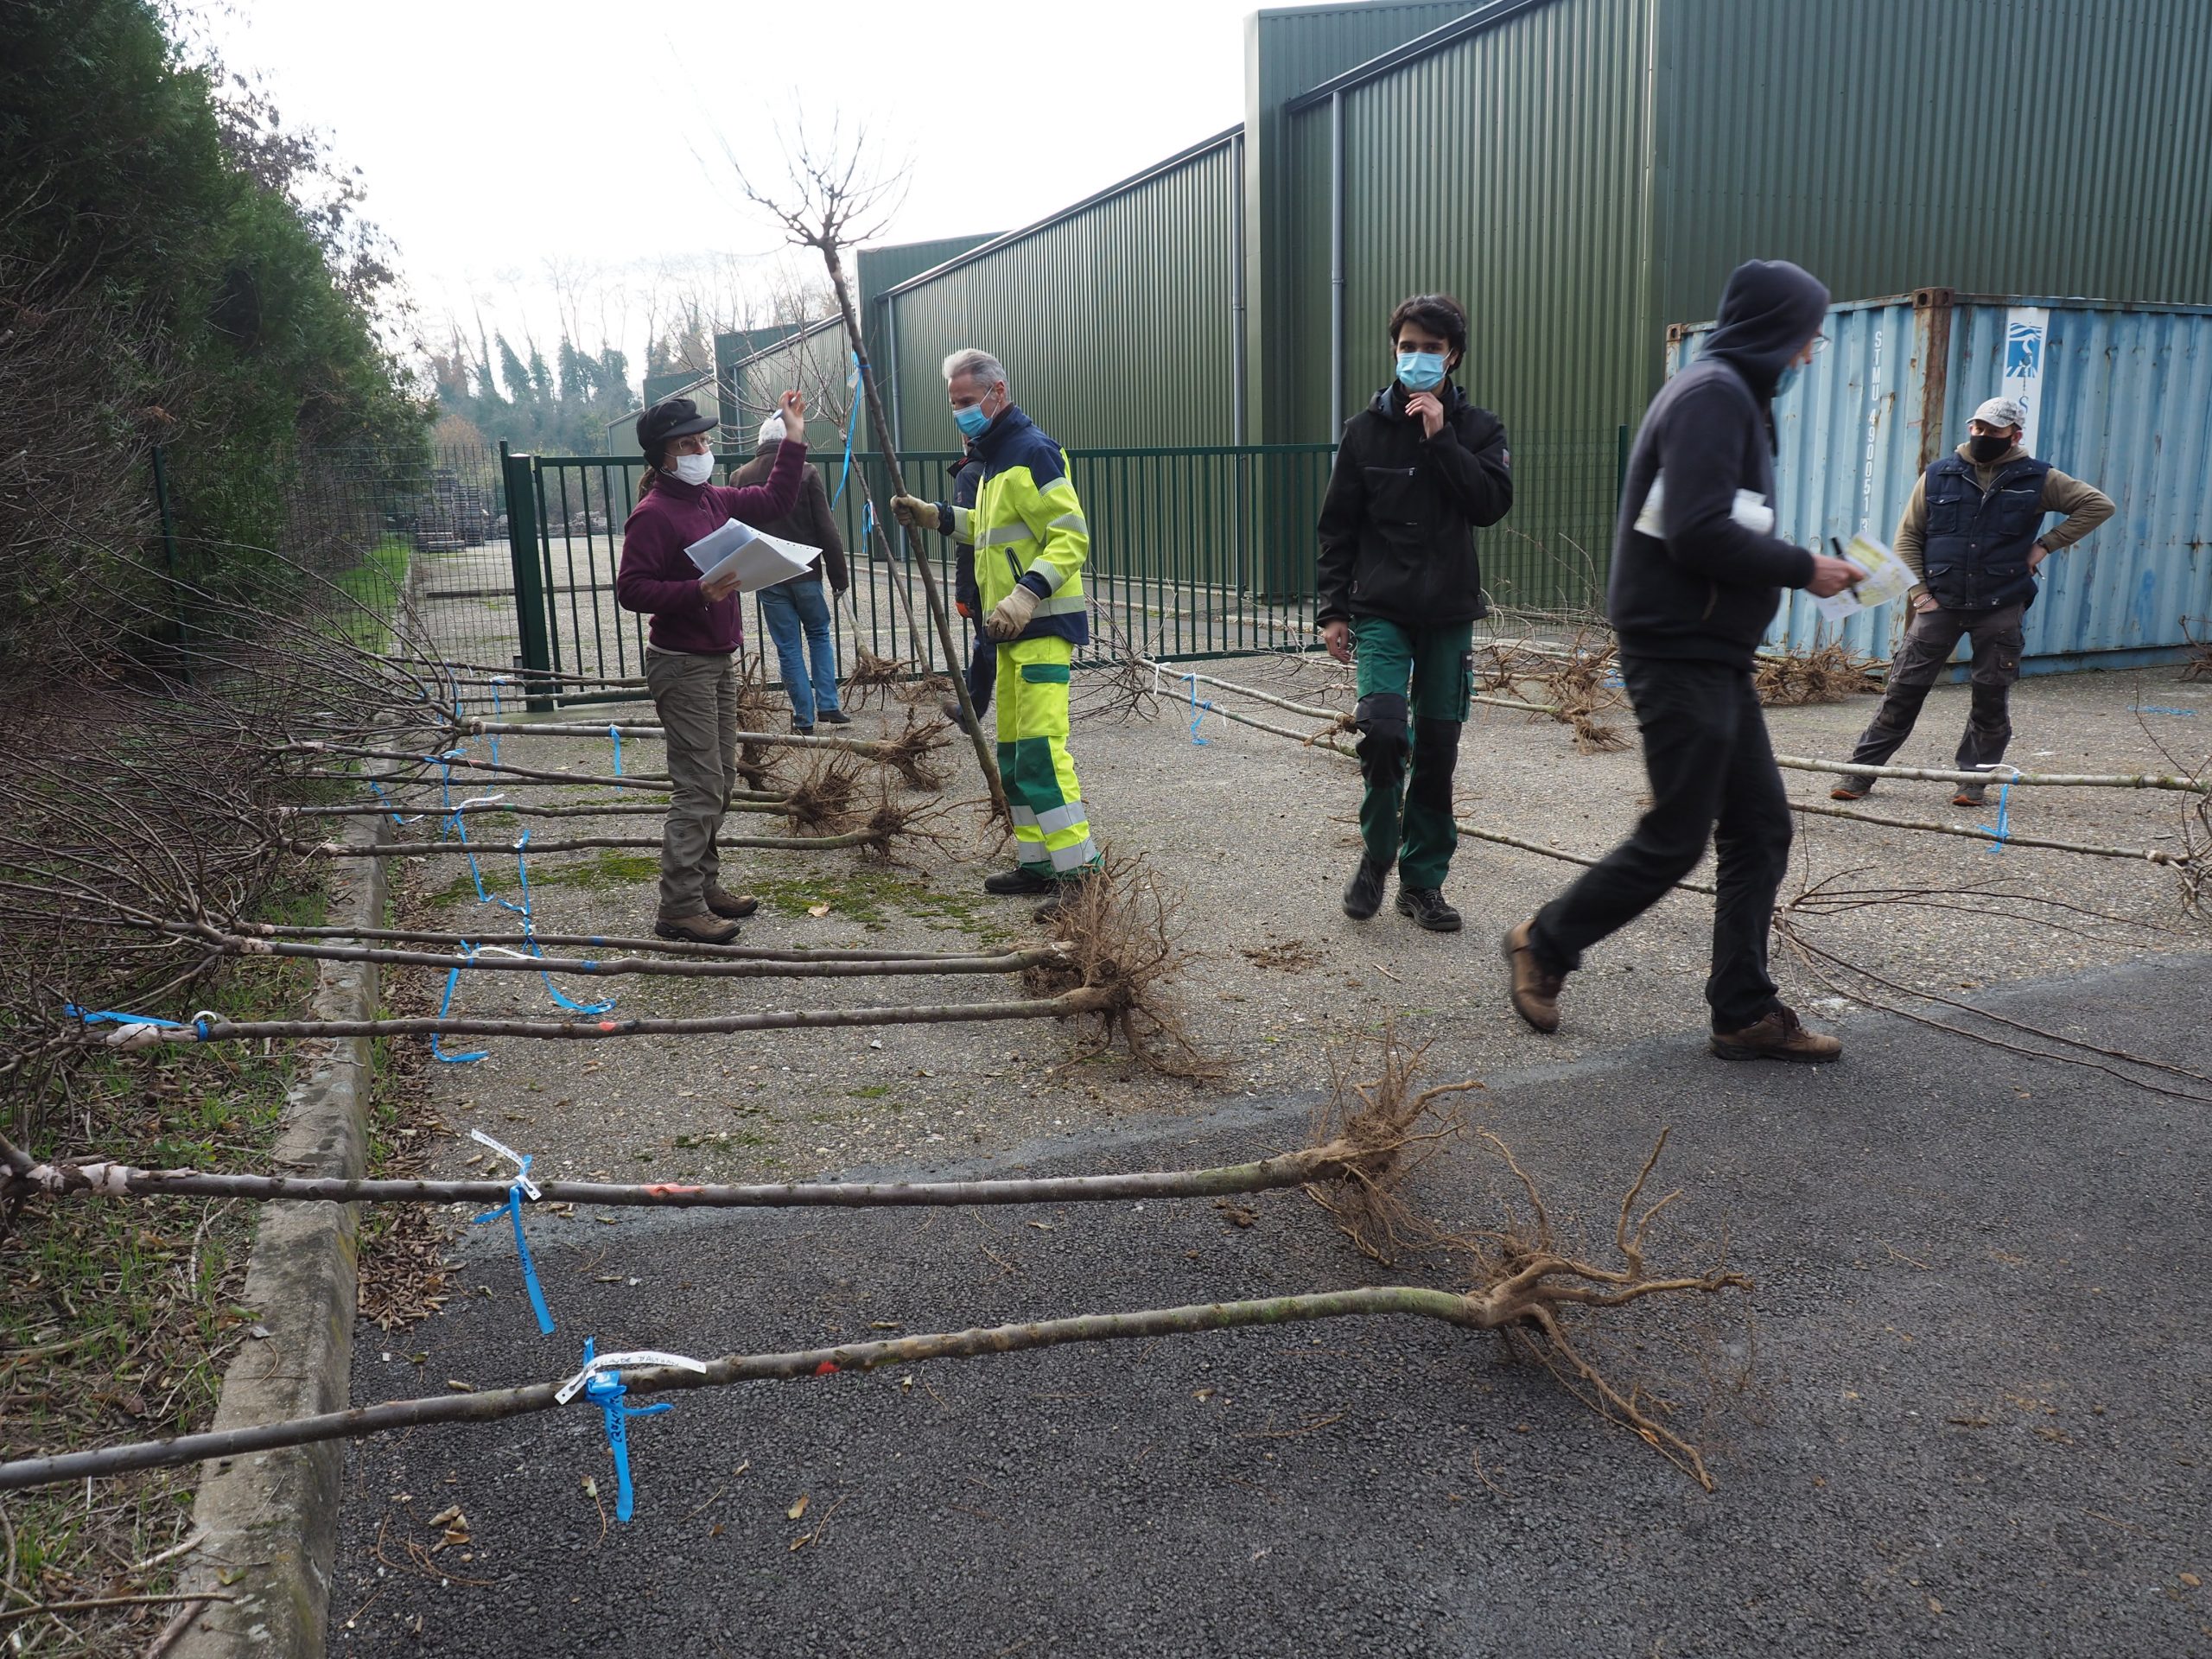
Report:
1395,885,1462,932
984,865,1058,897
1342,856,1389,920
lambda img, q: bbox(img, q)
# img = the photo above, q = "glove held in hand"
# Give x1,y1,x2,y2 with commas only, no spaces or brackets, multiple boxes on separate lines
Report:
985,586,1040,640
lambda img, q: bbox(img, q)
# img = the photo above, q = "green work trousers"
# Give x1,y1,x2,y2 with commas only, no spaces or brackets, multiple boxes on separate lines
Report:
1351,616,1473,890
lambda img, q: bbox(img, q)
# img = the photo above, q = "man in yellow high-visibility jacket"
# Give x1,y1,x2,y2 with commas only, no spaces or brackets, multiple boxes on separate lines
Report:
893,348,1098,914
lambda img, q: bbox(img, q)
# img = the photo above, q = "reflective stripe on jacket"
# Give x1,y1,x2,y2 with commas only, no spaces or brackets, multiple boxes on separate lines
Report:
948,405,1090,645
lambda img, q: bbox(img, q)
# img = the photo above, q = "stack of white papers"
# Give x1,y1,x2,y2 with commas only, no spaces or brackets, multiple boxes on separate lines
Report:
684,518,820,591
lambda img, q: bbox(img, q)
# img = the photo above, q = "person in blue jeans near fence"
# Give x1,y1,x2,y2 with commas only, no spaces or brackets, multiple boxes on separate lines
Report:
734,414,851,733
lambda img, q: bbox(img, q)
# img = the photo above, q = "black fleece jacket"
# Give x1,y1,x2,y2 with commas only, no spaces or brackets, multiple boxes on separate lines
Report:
1315,380,1512,629
1608,258,1827,669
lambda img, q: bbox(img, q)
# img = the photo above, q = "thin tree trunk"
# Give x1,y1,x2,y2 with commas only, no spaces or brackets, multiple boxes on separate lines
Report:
211,921,1010,963
291,831,887,857
817,244,1012,829
193,935,1063,981
74,988,1120,1051
1788,798,2190,863
14,1139,1363,1214
1773,754,2209,793
0,1285,1489,1493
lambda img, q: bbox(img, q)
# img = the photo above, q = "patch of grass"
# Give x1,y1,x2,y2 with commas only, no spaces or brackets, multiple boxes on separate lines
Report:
0,878,329,1649
847,1085,893,1099
747,867,1013,942
330,534,410,652
423,848,659,909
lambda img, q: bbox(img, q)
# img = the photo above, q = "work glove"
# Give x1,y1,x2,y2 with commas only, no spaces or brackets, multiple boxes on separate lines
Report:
984,585,1040,641
890,494,943,533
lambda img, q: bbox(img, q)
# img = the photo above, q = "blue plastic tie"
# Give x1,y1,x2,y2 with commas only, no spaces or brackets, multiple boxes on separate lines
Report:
830,355,857,506
510,833,615,1015
63,1005,212,1042
609,725,624,777
431,950,489,1065
366,780,418,827
1183,675,1213,746
485,682,503,766
469,1151,554,1334
1980,775,2014,855
580,1339,673,1523
431,751,496,906
2131,704,2197,717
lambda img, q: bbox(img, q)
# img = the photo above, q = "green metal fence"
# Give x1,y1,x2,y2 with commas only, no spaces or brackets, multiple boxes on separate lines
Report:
477,435,1619,703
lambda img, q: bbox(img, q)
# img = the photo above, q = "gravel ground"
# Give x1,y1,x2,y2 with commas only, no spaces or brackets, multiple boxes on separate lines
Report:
327,949,2212,1658
385,657,2209,1192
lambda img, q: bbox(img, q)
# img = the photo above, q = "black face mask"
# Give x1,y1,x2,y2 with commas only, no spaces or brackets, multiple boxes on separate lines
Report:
1968,433,2012,463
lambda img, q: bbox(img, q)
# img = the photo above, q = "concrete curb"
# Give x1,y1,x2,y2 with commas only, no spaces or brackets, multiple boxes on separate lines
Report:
169,814,386,1659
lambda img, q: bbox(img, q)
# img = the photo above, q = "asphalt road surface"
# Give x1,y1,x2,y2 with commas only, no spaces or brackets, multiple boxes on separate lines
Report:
331,952,2212,1657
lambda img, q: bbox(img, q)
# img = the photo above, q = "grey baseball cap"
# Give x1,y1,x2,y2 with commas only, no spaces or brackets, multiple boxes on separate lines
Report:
1971,396,2027,429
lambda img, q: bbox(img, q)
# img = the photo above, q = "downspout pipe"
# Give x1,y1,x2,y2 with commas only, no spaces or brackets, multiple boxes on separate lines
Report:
1328,90,1344,440
1230,130,1248,446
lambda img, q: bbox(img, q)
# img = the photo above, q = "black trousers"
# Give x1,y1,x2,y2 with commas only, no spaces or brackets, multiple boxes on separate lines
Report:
1529,656,1791,1032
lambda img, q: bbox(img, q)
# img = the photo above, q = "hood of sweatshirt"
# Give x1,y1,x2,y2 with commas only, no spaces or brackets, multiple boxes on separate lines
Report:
1700,259,1831,401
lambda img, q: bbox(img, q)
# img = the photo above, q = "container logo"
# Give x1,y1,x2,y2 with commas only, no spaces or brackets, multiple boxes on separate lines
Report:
2000,307,2050,454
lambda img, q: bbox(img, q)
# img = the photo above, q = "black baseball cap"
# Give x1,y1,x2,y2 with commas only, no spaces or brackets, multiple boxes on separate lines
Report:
636,397,717,455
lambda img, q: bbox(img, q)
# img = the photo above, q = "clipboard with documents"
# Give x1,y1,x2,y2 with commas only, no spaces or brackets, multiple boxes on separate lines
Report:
684,518,820,591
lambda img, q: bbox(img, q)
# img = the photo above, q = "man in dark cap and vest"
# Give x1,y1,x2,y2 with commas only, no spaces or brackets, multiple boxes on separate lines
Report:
1831,396,2113,807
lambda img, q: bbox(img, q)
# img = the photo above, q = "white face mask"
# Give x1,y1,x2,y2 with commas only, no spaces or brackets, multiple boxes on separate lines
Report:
669,451,715,486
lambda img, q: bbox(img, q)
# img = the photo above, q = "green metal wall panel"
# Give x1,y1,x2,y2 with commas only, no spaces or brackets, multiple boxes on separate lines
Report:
1652,0,2212,340
883,136,1242,451
1245,0,1486,442
1276,0,1653,607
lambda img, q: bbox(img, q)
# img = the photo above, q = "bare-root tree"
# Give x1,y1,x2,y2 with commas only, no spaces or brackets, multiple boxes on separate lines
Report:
728,118,1013,830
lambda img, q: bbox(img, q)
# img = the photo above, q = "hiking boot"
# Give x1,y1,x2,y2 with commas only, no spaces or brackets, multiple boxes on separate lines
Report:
704,886,760,920
1952,781,1987,807
1395,885,1462,932
791,720,815,736
984,865,1058,897
818,708,852,726
1502,919,1564,1033
1342,855,1389,921
1829,774,1877,802
655,911,742,945
1710,1004,1843,1064
1031,874,1096,924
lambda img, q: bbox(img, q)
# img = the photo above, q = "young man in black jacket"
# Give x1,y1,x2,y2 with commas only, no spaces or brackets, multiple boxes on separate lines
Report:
1316,293,1513,931
1503,259,1863,1059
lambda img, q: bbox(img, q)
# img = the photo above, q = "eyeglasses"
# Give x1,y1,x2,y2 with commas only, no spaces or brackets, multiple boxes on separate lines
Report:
1808,334,1829,356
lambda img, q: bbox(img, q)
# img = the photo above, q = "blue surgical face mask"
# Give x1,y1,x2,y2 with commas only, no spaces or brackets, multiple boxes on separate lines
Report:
1395,350,1446,392
953,400,993,440
1774,362,1802,397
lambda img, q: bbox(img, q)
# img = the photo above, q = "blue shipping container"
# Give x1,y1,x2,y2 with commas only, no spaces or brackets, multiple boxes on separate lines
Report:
1666,289,2212,671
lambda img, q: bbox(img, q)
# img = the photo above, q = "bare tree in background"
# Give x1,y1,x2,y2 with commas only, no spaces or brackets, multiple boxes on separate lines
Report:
730,118,1010,828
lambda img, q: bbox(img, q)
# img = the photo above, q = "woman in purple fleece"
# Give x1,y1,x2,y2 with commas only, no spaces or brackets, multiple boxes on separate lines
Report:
615,390,808,944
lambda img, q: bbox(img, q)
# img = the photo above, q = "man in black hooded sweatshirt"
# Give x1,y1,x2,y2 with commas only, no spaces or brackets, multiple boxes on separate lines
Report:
1502,258,1864,1061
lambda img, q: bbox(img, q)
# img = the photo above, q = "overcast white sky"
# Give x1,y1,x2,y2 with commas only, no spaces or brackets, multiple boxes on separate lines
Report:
199,0,1259,383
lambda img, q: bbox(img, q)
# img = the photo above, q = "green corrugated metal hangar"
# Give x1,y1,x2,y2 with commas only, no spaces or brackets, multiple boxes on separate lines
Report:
724,0,2212,608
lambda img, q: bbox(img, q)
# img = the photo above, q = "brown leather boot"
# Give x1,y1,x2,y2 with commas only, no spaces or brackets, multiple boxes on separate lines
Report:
1710,1005,1842,1063
654,911,741,945
1502,920,1564,1033
704,886,760,920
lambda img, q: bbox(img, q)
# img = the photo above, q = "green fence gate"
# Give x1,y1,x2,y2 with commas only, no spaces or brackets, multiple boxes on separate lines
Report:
480,434,1619,706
